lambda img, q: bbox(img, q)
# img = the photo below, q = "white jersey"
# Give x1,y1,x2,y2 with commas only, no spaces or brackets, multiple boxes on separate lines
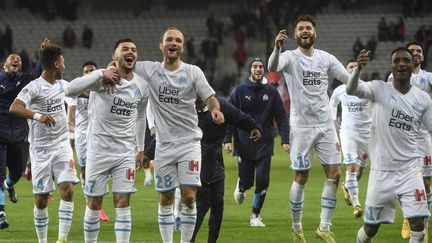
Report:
69,97,89,134
16,77,69,149
330,84,372,132
135,61,215,142
275,48,350,127
352,80,432,170
68,70,149,156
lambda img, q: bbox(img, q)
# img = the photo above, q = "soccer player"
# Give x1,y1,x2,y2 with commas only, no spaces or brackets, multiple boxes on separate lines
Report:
65,38,148,243
0,38,50,229
134,27,224,243
388,41,432,240
68,61,110,222
348,47,430,243
268,15,352,243
329,60,371,218
9,45,79,243
224,57,289,227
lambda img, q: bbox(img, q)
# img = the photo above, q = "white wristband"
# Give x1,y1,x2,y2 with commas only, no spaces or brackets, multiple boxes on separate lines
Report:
33,113,42,121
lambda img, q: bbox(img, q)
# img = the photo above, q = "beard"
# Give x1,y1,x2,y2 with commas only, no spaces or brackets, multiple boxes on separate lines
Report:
296,36,315,49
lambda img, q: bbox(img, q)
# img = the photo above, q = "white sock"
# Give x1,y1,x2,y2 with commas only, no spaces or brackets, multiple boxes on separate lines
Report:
115,207,131,243
410,230,425,243
34,206,48,243
290,181,305,232
319,178,338,232
84,206,100,243
158,204,174,243
346,171,360,207
58,200,74,241
181,202,197,243
174,188,182,219
356,226,373,243
144,168,152,178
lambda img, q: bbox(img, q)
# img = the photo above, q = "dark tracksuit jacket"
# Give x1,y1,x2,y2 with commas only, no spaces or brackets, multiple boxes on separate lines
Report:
224,78,290,160
0,61,42,186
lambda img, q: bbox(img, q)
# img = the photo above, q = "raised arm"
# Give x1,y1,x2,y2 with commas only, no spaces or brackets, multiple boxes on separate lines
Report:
346,50,371,96
268,30,288,72
65,69,119,97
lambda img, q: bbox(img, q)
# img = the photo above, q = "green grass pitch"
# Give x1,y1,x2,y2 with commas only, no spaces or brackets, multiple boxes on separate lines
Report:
0,137,429,242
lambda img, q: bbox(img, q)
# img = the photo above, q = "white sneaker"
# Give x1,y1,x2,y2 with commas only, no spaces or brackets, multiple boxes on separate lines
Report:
144,176,153,187
234,179,245,205
250,215,266,227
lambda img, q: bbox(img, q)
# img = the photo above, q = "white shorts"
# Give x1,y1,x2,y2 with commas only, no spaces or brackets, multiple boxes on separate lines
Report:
75,132,87,167
364,166,430,224
418,131,432,177
154,139,201,192
30,145,79,195
85,152,137,197
340,130,370,167
290,126,341,171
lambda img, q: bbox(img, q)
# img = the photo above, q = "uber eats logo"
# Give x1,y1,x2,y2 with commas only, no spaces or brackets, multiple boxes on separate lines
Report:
159,86,180,104
110,97,137,116
302,71,321,85
389,109,413,131
46,98,63,112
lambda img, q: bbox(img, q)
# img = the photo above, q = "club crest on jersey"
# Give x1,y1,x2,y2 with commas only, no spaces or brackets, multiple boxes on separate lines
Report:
390,95,397,106
412,101,422,113
263,94,268,101
178,76,188,85
134,88,141,98
21,87,28,94
420,78,426,86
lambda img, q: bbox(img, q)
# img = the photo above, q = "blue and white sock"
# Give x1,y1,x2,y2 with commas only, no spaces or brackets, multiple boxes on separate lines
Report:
58,200,74,241
409,230,424,243
356,226,373,243
319,178,338,232
115,207,131,243
346,171,360,207
84,206,100,243
181,203,197,243
158,204,174,243
34,206,49,243
290,181,305,232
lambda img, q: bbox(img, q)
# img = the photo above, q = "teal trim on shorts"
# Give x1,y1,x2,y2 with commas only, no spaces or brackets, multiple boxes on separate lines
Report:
85,191,110,198
33,191,54,196
112,190,137,195
58,180,80,186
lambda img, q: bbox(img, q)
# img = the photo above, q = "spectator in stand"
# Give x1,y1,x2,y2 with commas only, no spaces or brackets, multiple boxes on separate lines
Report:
4,25,12,54
201,34,219,74
394,17,405,42
62,24,76,48
366,36,377,60
233,44,247,76
377,16,390,42
18,49,30,73
352,37,364,59
82,25,93,49
186,36,196,63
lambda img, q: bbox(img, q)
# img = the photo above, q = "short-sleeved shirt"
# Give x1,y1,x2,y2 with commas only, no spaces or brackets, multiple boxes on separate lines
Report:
16,77,70,149
135,61,215,142
84,71,149,157
330,84,371,132
69,97,88,134
352,80,432,170
276,48,350,127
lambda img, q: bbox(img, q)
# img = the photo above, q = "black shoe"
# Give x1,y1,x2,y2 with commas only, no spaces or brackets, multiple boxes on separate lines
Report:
0,213,9,230
4,181,18,203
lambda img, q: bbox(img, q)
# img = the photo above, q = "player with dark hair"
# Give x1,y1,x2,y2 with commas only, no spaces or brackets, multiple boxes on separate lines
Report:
269,15,353,242
9,45,79,243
